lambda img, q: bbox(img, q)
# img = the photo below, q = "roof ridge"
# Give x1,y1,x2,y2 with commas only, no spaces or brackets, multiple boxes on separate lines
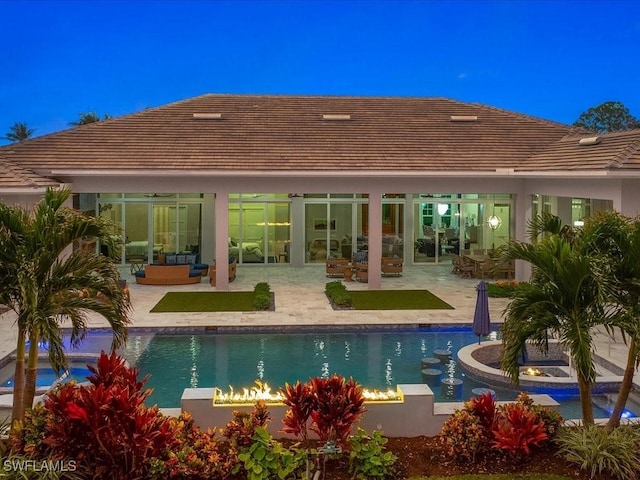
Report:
606,134,640,169
462,101,573,129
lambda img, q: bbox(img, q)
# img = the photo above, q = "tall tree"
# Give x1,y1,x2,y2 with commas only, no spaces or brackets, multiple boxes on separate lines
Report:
5,122,35,142
68,111,111,126
580,211,640,431
573,101,640,133
500,223,613,425
0,188,131,429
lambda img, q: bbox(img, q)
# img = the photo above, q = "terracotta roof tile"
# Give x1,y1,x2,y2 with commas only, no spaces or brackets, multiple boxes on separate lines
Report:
517,129,640,171
0,94,575,174
0,159,60,189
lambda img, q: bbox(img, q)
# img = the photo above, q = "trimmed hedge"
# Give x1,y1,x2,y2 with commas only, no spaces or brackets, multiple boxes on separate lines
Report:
325,281,353,307
253,282,272,310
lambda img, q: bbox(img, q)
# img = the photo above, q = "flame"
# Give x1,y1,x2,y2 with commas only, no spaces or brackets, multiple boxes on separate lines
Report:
523,367,546,377
212,381,403,405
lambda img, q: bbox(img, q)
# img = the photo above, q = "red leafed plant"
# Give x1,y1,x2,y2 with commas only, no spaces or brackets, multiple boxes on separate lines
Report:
11,351,178,479
465,391,496,432
280,374,366,447
280,380,315,442
491,402,548,459
309,375,366,446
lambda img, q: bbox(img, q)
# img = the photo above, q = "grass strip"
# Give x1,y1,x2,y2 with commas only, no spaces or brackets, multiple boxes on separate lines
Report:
349,289,453,310
150,291,256,312
417,476,575,480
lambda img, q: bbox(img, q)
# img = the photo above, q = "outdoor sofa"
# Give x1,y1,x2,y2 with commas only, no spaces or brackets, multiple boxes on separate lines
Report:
134,264,202,285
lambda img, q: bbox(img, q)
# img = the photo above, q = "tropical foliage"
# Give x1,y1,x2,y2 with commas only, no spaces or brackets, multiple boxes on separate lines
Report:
500,211,640,428
438,392,560,464
0,188,130,428
4,122,35,142
557,424,640,480
280,374,366,447
68,111,111,126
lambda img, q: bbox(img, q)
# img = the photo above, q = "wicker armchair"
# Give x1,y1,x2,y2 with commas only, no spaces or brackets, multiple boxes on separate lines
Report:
381,257,403,276
326,258,349,277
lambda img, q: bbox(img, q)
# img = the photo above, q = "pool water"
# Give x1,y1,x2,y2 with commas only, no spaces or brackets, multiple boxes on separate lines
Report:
123,327,635,419
0,366,93,388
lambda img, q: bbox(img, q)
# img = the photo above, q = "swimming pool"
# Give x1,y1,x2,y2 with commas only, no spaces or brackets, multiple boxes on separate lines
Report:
0,365,94,388
117,327,635,419
12,326,635,420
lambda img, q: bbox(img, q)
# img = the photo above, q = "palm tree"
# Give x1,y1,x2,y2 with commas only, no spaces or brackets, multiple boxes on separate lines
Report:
5,122,35,142
580,211,640,430
500,234,612,425
68,111,111,126
0,188,131,428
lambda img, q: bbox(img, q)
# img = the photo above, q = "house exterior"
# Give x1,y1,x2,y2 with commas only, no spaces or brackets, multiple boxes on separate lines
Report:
1,94,640,289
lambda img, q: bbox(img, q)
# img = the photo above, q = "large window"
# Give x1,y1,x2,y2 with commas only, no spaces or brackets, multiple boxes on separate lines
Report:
228,196,291,264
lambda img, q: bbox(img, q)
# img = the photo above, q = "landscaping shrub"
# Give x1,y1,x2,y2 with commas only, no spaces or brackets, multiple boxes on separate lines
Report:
280,374,366,447
235,427,305,480
438,409,486,462
487,280,524,298
10,351,178,479
556,424,640,480
253,282,272,310
9,351,239,480
222,399,271,448
492,402,548,459
348,427,397,480
438,391,560,465
325,280,353,307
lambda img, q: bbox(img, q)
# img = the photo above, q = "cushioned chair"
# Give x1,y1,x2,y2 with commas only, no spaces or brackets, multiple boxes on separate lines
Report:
355,262,368,282
381,257,403,276
326,258,349,277
209,257,237,286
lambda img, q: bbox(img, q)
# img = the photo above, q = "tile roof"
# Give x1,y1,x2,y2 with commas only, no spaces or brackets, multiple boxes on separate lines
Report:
0,94,578,175
0,159,60,190
517,129,640,171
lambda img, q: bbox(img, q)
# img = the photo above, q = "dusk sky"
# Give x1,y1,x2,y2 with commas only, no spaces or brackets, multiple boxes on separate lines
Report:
2,0,639,144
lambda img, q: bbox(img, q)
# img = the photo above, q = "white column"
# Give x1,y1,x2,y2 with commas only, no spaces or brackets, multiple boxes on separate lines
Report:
215,191,230,290
367,192,383,289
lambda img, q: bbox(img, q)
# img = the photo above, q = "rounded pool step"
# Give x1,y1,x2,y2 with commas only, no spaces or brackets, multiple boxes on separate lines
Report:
421,368,442,387
433,349,452,362
441,377,463,399
420,357,441,369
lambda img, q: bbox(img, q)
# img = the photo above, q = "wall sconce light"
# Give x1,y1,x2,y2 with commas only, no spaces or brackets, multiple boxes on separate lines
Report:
437,203,448,216
487,215,502,230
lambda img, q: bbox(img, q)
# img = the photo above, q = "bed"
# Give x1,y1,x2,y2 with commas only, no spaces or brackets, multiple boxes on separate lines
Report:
228,240,265,263
125,241,164,259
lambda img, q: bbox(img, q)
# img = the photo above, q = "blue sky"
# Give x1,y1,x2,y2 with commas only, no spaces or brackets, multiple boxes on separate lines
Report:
1,0,639,143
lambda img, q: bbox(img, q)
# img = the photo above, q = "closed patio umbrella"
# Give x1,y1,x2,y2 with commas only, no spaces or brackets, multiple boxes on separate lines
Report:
472,280,491,344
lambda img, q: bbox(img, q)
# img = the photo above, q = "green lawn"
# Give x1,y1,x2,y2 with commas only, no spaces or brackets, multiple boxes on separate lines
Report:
150,291,256,312
348,289,453,310
415,476,575,480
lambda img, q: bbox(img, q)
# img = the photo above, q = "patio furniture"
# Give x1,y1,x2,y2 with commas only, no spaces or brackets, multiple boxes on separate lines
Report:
135,264,202,285
326,257,349,277
355,262,368,282
209,257,237,286
381,256,403,276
